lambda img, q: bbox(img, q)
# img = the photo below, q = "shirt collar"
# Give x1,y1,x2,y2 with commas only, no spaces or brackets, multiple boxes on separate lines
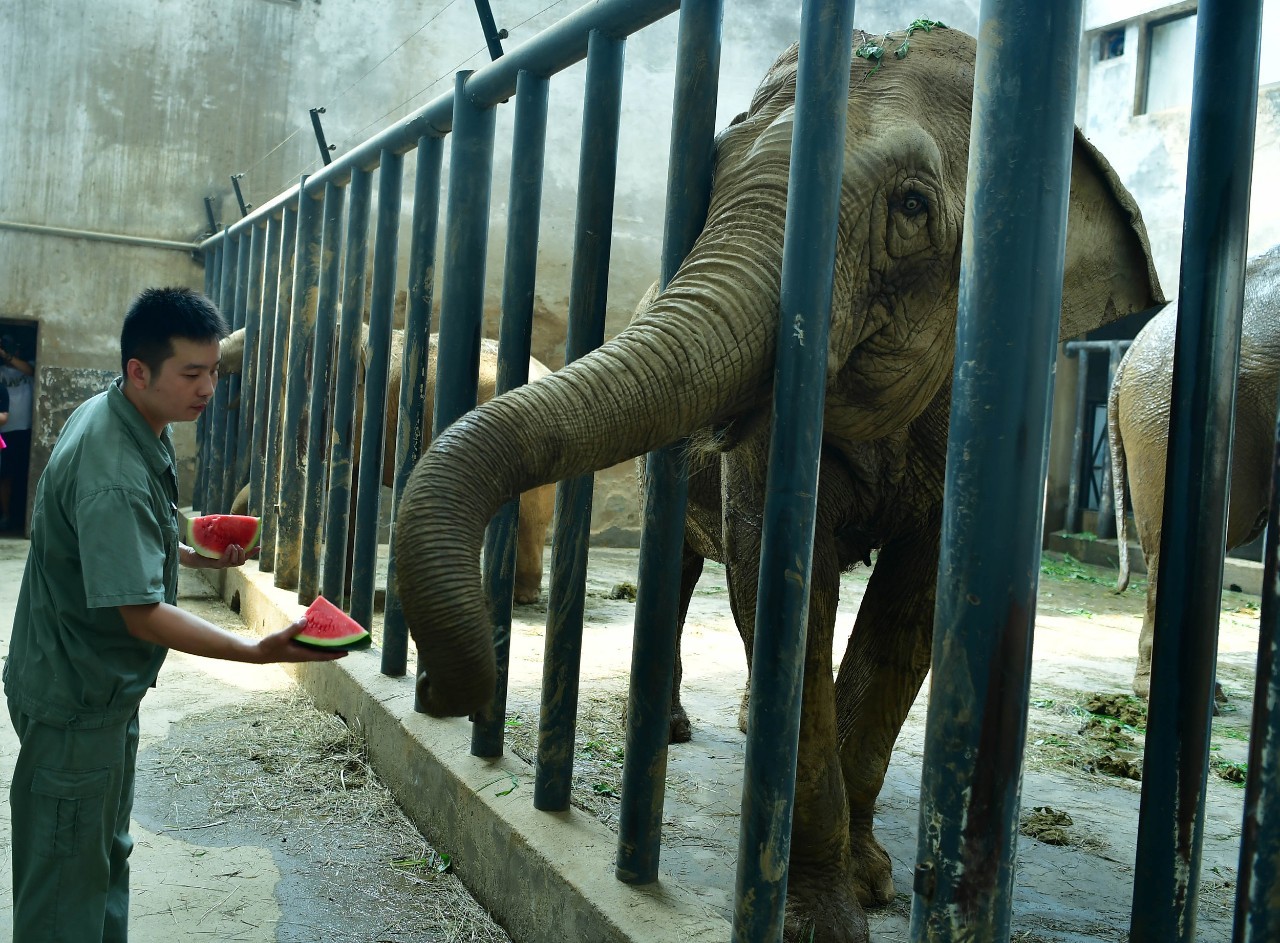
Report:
108,377,175,477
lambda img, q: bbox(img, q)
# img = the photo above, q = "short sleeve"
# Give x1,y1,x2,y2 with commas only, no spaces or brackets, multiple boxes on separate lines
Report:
77,487,169,608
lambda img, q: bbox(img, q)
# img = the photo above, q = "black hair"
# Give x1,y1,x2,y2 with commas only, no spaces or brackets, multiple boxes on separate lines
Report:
120,287,229,377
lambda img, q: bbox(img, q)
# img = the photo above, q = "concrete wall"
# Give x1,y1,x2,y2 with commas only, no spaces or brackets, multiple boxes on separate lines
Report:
0,0,977,540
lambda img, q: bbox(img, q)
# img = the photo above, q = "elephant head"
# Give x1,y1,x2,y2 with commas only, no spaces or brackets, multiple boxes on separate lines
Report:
394,26,1163,716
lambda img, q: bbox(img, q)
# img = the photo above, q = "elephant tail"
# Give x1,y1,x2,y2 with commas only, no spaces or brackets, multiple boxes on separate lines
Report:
1108,357,1131,594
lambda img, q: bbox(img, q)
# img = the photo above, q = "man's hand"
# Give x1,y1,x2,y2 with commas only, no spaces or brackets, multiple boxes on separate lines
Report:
180,542,248,569
256,616,348,663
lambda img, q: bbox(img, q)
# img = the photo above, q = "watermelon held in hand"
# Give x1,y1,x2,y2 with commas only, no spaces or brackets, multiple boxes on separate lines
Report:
186,514,261,558
296,595,372,651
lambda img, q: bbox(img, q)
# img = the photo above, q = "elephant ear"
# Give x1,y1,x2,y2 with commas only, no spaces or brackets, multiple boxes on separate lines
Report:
1060,129,1167,341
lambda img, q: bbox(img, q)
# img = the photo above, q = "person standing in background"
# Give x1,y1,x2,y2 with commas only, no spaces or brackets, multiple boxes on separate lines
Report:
0,332,34,532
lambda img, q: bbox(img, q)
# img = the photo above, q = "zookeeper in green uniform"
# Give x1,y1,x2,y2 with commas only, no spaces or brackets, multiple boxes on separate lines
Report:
3,286,345,942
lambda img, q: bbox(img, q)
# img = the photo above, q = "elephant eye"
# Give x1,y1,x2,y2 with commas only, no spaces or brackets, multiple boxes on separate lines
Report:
900,191,928,216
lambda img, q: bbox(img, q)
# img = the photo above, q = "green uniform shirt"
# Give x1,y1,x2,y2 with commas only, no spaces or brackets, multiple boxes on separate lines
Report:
3,378,179,728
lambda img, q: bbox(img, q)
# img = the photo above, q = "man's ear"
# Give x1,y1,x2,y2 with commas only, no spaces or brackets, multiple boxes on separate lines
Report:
125,358,151,390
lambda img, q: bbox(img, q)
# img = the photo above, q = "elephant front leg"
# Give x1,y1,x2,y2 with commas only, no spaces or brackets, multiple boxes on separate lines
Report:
834,529,939,908
667,544,704,743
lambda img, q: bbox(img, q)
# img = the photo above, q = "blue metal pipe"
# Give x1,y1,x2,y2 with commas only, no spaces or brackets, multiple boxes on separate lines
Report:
382,135,445,678
275,182,322,589
730,0,853,938
210,233,242,515
910,3,1085,940
471,69,551,758
298,180,347,606
258,203,298,574
616,0,721,885
349,151,403,628
196,241,224,512
249,214,283,518
219,233,253,513
1233,387,1280,941
1131,2,1263,940
534,28,625,813
234,222,266,505
321,167,372,605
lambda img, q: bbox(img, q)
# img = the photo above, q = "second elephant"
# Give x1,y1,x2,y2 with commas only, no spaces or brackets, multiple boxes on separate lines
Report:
1108,242,1280,698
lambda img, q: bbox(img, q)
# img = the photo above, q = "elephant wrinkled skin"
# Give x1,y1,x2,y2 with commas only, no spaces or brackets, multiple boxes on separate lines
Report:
393,27,1163,942
1109,242,1280,699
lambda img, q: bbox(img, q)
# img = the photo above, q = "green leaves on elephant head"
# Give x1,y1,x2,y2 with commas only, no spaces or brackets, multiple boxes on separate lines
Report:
856,20,948,77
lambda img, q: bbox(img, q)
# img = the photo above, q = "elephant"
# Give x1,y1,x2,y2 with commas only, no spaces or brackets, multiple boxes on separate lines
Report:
1109,242,1280,699
392,27,1163,943
220,326,557,604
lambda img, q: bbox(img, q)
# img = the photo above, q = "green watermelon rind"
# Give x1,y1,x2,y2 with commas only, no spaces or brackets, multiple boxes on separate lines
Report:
186,514,262,559
296,596,372,651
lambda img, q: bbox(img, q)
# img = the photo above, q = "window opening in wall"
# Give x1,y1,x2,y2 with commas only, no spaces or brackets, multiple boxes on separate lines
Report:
1143,12,1198,113
1099,28,1125,60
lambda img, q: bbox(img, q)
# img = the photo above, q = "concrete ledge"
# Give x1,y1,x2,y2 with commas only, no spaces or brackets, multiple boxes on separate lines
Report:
192,519,727,943
1044,531,1263,596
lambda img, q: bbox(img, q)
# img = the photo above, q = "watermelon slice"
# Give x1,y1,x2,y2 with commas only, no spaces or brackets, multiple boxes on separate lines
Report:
295,595,372,651
186,514,261,558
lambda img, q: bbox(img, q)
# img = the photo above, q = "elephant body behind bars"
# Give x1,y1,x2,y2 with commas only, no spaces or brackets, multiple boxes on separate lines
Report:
1108,242,1280,699
390,27,1162,943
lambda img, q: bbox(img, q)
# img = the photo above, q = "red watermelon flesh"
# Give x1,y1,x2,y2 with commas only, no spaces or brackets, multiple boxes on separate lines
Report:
186,514,261,558
296,595,372,651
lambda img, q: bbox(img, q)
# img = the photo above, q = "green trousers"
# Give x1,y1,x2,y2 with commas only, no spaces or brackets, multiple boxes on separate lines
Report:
8,702,140,943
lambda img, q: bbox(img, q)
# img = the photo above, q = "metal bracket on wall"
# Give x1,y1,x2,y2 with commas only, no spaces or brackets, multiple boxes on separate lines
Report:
309,107,335,165
203,197,219,238
230,174,252,217
472,0,508,60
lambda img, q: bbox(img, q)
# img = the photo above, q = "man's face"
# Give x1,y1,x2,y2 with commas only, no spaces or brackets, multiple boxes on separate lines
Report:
129,337,220,432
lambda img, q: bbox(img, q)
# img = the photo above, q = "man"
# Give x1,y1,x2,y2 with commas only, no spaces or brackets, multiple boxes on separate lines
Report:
0,331,34,531
3,287,344,942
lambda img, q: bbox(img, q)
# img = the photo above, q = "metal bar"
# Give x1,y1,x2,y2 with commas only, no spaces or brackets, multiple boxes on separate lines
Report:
349,150,404,628
249,214,283,517
197,0,681,250
298,180,347,606
471,70,551,758
1130,2,1263,939
218,234,252,513
231,174,250,217
910,2,1085,940
321,167,372,605
1065,348,1090,534
310,107,334,165
534,28,626,813
472,0,506,60
196,241,224,513
234,222,267,507
204,197,218,236
258,203,298,573
1233,386,1280,941
208,233,241,515
616,0,721,885
382,135,445,678
0,218,199,253
730,0,854,938
275,181,323,589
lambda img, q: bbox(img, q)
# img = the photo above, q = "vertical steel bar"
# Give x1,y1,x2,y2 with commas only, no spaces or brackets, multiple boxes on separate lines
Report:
249,214,283,517
298,180,347,606
321,167,372,605
909,3,1084,940
1131,2,1263,940
209,232,240,515
196,241,224,513
1064,348,1089,534
534,28,625,812
730,1,853,939
1233,387,1280,942
258,203,298,574
615,0,721,884
349,151,403,628
383,135,445,677
234,222,267,507
471,70,551,758
276,184,323,589
218,234,252,513
425,72,498,709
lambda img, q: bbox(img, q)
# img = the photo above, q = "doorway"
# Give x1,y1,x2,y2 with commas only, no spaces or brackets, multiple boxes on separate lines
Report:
0,320,38,534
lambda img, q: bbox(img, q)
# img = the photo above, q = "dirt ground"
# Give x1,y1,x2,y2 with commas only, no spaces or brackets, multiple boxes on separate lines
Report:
0,536,1261,942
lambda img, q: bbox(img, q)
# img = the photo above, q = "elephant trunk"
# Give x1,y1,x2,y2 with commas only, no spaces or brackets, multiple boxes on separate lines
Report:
394,228,785,716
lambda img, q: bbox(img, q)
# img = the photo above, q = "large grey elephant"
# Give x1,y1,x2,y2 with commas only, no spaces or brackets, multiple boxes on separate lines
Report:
221,327,557,603
393,27,1162,942
1109,242,1280,699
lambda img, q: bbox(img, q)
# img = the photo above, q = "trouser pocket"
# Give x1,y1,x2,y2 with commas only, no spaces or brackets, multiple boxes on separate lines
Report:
30,765,110,857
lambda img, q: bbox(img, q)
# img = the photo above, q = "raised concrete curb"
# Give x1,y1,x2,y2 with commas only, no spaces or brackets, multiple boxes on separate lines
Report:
191,515,728,943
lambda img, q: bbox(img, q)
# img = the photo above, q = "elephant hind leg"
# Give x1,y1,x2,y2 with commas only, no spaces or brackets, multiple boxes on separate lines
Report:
513,485,553,604
667,544,704,744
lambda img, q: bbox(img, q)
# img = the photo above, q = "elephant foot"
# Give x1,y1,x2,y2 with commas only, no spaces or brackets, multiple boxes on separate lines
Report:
848,821,896,907
513,584,541,605
737,685,751,734
1135,673,1228,715
670,705,692,744
782,871,870,943
1132,670,1151,701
